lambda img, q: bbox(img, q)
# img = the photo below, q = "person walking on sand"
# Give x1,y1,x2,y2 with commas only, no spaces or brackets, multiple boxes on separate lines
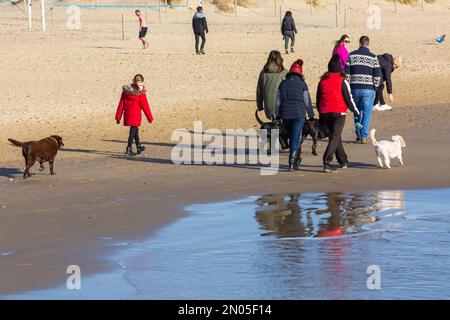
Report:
332,34,351,71
256,50,288,120
281,11,297,54
116,74,153,157
192,6,208,55
317,55,359,173
345,36,381,144
373,54,402,111
275,59,314,172
135,10,149,49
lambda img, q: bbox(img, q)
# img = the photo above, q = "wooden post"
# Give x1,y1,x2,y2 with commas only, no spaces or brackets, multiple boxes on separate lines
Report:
394,0,397,13
146,0,149,18
421,0,424,12
344,0,347,28
274,0,277,17
121,13,125,40
234,0,237,17
279,5,282,26
158,0,162,24
335,2,338,28
51,7,53,31
310,0,313,15
27,0,32,31
165,0,168,14
40,0,46,32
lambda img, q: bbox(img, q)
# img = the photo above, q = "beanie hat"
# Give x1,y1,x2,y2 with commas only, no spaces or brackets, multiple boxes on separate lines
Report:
289,59,304,75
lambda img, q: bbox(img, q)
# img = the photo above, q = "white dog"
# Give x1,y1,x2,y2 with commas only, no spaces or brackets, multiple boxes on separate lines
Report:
369,129,406,169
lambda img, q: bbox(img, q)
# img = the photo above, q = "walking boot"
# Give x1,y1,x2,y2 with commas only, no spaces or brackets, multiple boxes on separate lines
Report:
293,151,302,171
288,150,298,172
125,147,136,157
136,144,146,155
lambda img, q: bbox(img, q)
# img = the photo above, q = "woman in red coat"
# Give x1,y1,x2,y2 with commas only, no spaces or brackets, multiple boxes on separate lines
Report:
116,74,153,156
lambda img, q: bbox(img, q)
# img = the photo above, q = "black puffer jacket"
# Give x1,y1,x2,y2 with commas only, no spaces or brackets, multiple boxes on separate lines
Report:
281,16,297,34
192,12,208,34
377,53,395,94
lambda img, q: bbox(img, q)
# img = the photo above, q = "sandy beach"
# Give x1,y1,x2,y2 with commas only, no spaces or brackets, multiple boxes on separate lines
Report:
1,0,450,296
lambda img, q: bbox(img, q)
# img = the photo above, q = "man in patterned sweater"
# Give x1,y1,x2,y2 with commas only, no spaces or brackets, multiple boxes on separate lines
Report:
345,36,381,144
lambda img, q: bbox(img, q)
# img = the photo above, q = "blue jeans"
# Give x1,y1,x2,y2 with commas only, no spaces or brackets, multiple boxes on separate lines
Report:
283,118,305,154
351,89,376,139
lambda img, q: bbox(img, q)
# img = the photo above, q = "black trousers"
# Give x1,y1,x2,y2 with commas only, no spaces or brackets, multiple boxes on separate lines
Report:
319,114,348,166
127,126,140,149
374,82,386,105
195,32,206,52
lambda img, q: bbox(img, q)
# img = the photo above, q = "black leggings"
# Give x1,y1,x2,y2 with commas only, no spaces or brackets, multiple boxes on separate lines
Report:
319,114,348,166
374,83,386,105
127,126,140,149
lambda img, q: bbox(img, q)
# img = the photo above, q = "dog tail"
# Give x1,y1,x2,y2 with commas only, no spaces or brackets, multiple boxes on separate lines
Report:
255,110,266,126
369,129,378,145
8,139,24,147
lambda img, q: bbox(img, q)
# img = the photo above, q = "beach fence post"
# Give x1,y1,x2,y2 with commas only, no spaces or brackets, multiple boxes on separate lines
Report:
279,5,282,26
158,0,162,24
274,0,277,17
310,0,313,15
146,0,148,18
51,6,53,31
234,0,237,17
121,13,125,40
335,2,338,28
27,0,32,31
421,0,424,12
394,0,397,13
344,0,347,28
40,0,46,32
165,0,168,13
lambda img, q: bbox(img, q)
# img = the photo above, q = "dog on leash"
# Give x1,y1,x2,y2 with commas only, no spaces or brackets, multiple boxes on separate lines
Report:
255,110,289,151
369,129,406,169
8,135,64,179
301,118,328,156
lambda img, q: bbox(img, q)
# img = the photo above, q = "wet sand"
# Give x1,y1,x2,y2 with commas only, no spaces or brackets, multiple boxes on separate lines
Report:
1,0,450,296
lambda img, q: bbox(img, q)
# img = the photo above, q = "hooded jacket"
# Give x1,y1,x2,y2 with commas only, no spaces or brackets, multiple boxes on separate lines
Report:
256,63,288,120
192,12,208,34
281,15,297,34
377,53,395,94
276,73,314,120
116,85,153,127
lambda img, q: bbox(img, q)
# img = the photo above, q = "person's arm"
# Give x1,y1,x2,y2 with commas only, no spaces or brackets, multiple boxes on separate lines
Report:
344,55,351,75
316,83,322,114
342,79,359,115
303,85,314,119
373,56,382,90
203,17,208,33
192,16,195,32
384,66,393,94
292,18,297,33
275,89,281,120
115,92,125,123
256,72,264,111
140,94,153,123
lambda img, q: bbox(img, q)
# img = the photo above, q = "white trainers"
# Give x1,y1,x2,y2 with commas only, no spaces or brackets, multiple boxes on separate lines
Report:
379,104,393,111
373,104,382,111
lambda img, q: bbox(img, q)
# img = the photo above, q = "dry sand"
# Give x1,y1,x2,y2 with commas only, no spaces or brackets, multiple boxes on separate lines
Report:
1,0,450,296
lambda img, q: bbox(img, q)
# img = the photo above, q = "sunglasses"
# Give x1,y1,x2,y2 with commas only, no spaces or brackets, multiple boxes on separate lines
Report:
344,40,351,43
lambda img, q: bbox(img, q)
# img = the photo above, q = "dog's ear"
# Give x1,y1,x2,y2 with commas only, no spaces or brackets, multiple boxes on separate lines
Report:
52,135,64,147
392,135,406,147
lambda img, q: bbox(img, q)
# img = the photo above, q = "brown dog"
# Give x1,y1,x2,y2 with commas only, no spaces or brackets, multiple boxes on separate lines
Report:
8,135,64,179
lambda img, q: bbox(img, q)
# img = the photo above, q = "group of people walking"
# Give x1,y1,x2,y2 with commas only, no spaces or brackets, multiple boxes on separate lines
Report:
257,33,401,172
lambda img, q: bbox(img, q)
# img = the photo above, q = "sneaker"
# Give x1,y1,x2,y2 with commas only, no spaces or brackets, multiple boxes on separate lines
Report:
379,104,393,111
196,51,201,55
290,47,295,53
136,145,146,155
373,104,382,111
340,163,349,169
323,163,337,173
200,49,205,55
285,49,289,54
125,147,136,157
356,136,361,142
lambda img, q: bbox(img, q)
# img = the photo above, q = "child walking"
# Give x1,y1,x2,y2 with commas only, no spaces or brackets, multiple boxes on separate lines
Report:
116,74,153,156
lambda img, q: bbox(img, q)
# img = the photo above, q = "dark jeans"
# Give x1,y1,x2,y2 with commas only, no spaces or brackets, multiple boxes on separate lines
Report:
127,126,140,149
374,82,386,105
319,114,348,166
195,32,206,52
283,118,305,155
283,31,295,50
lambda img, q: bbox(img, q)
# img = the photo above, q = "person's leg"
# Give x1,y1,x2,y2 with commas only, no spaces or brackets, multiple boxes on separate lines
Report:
290,32,296,52
351,89,363,139
284,32,289,52
288,118,302,171
321,115,337,165
134,127,140,146
200,31,206,53
195,33,200,53
374,84,383,106
294,118,305,168
333,116,348,166
127,127,136,149
379,84,386,105
360,90,376,140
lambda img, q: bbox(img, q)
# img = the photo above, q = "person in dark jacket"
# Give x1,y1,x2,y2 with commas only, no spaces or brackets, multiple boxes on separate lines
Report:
192,6,208,55
281,11,297,54
276,59,314,172
373,54,401,111
317,55,359,172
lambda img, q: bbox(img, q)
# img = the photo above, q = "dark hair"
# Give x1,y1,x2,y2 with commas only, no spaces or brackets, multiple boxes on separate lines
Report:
320,55,346,80
132,74,145,91
333,34,349,53
135,10,141,14
359,35,370,47
263,50,285,73
285,11,292,16
196,6,203,12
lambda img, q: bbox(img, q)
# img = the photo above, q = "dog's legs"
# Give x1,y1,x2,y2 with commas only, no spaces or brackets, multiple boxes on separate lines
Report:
49,157,56,175
383,152,391,169
398,153,404,166
312,134,318,156
377,155,384,168
39,161,45,172
24,158,36,179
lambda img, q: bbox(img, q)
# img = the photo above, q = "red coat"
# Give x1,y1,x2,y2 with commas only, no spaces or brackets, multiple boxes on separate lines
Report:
317,73,347,115
115,85,153,127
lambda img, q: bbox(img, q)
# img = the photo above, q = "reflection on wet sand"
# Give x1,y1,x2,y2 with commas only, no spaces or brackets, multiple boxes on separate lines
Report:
255,191,405,238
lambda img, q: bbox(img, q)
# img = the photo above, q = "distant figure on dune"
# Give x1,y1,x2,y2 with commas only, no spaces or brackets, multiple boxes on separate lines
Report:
332,34,351,71
192,6,208,55
256,50,288,120
345,36,381,144
116,74,153,157
135,10,149,49
281,11,297,54
373,54,402,112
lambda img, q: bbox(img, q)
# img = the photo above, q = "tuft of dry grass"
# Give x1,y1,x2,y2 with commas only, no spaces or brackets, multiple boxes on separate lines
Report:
213,0,256,12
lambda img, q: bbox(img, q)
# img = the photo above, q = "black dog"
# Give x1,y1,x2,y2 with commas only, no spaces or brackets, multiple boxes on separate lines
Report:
255,110,289,151
301,119,328,156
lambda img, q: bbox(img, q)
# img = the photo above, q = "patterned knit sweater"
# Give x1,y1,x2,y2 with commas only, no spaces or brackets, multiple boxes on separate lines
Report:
345,47,381,91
